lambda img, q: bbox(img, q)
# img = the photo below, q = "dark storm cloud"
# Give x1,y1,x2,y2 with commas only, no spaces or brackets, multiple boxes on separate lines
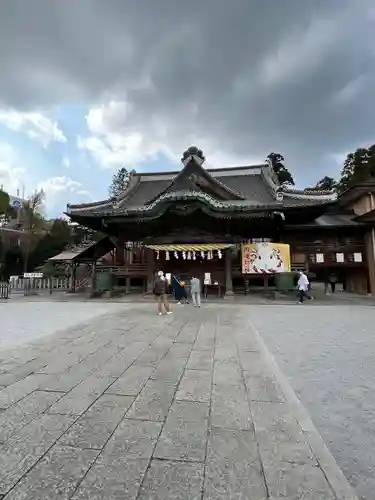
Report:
0,0,374,184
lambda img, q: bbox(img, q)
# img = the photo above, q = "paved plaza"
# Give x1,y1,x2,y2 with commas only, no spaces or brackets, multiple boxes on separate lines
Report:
0,302,358,499
0,302,127,350
250,305,375,500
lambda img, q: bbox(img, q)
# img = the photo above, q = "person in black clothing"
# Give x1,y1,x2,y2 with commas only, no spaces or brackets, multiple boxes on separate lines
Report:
172,275,189,304
329,273,337,293
154,271,172,316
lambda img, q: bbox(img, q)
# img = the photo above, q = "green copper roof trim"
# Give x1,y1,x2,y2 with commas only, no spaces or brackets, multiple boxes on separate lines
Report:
114,189,280,214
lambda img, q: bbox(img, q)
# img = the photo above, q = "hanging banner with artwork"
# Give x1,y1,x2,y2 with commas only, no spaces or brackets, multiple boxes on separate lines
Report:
242,243,291,274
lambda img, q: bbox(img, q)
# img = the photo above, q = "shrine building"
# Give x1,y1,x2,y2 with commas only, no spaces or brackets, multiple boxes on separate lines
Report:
65,146,375,296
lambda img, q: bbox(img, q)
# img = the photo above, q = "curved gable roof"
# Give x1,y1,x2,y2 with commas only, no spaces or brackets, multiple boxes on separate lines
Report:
67,155,335,216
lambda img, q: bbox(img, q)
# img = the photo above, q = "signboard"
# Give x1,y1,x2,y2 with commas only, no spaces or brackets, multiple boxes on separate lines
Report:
354,252,362,263
316,253,324,263
12,199,21,210
242,243,291,274
336,253,344,263
204,272,211,285
23,272,43,278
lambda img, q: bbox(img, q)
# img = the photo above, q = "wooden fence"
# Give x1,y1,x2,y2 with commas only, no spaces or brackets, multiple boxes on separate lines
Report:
7,277,73,293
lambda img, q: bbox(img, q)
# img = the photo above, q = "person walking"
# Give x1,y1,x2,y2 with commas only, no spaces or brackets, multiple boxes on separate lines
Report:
154,271,172,316
190,275,201,307
297,270,312,304
329,272,337,293
172,275,189,304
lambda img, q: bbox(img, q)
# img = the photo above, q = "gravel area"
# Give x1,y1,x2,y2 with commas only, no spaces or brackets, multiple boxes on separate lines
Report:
249,304,375,500
0,302,127,350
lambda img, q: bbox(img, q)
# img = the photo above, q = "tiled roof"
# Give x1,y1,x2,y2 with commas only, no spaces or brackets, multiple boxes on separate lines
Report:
214,174,276,205
68,163,334,215
126,178,171,207
123,172,276,208
285,213,360,228
281,196,333,207
48,237,115,262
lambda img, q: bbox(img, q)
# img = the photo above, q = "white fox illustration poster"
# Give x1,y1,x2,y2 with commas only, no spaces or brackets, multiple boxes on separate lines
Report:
242,243,291,274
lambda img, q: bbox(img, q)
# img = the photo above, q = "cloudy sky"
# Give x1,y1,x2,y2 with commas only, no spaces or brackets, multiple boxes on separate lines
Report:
0,0,374,216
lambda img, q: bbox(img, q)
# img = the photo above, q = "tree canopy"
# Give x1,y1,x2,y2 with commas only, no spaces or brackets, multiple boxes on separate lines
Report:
306,176,337,192
336,145,375,195
266,153,295,186
0,188,104,277
302,144,375,194
18,190,46,272
109,167,130,198
0,189,16,224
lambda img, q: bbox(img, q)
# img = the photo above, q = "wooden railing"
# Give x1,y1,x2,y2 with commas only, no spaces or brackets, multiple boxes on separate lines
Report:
291,243,365,251
96,264,149,276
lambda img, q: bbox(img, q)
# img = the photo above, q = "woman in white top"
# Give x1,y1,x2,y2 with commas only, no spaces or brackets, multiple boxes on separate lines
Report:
190,276,201,307
297,271,312,304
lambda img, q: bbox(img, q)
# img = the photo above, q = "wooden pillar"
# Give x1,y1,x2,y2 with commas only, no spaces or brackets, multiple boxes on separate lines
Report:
146,248,155,294
71,263,77,293
115,234,125,266
365,229,375,295
91,261,96,292
224,248,234,299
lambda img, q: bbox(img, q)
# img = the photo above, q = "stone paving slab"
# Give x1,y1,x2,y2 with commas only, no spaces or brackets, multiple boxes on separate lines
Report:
248,305,375,500
0,302,128,350
0,303,358,499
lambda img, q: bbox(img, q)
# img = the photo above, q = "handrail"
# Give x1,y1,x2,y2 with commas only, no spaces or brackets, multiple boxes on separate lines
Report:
96,264,149,275
97,264,148,270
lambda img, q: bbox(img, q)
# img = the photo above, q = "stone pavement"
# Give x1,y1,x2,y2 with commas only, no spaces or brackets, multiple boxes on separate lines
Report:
0,302,127,350
0,303,358,499
249,305,375,500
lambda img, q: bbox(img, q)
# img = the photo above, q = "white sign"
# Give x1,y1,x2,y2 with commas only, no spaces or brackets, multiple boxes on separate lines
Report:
316,253,324,263
204,272,211,285
336,253,344,263
23,272,43,278
354,252,362,263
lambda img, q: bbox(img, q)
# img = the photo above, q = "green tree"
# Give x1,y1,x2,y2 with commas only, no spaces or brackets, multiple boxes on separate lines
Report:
109,167,130,198
266,152,295,186
70,224,99,245
19,190,46,272
1,243,23,279
307,176,337,192
28,218,72,271
336,145,375,195
316,176,337,191
0,190,15,279
0,190,16,225
0,234,4,280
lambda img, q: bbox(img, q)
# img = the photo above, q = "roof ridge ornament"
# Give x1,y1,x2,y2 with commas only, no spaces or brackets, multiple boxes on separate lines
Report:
181,146,205,166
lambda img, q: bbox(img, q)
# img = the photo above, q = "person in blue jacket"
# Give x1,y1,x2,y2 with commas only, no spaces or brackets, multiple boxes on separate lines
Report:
172,275,189,304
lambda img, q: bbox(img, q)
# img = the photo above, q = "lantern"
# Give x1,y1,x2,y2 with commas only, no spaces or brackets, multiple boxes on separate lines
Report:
166,251,170,260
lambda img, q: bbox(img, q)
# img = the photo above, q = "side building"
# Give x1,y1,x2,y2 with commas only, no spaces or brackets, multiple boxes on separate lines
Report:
66,147,372,296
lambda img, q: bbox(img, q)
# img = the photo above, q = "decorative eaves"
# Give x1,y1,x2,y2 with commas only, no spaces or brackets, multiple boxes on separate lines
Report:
93,189,283,217
261,160,336,201
67,169,140,213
